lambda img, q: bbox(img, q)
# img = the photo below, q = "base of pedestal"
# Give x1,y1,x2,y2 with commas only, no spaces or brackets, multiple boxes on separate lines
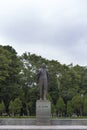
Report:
36,100,51,125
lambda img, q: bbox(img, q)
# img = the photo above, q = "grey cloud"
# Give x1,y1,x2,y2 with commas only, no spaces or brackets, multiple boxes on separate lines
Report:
0,0,87,65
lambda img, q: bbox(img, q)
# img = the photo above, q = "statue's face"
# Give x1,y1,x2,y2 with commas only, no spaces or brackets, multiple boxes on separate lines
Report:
42,63,46,68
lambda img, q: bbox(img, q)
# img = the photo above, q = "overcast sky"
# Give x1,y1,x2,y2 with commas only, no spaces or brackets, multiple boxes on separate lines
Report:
0,0,87,66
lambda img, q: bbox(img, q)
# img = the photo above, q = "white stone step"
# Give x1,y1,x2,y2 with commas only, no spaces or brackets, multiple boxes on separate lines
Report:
0,125,87,130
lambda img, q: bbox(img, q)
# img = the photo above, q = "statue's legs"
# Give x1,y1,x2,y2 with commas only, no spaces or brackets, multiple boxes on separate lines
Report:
39,80,44,100
43,79,48,100
39,79,48,100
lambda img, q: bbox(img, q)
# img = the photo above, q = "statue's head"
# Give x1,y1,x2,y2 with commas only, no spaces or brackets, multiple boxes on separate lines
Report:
42,63,46,68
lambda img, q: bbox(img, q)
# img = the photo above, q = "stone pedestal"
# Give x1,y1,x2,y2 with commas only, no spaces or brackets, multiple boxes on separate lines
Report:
36,100,51,125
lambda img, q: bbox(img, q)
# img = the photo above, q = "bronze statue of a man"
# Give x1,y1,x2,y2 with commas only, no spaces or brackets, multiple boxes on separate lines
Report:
37,63,49,100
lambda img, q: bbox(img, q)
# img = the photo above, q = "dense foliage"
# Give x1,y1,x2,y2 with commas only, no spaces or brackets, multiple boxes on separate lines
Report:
0,45,87,117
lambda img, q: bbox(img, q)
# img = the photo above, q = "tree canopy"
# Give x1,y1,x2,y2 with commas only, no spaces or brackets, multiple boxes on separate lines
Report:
0,45,87,117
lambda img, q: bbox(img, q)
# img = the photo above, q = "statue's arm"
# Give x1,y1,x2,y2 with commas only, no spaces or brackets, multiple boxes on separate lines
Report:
46,70,49,82
37,69,41,83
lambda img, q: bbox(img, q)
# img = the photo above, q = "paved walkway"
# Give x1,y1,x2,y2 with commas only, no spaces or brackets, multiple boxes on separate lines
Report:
0,125,87,130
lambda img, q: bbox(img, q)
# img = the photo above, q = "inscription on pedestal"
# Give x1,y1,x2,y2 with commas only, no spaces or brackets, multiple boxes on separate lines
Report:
36,100,51,125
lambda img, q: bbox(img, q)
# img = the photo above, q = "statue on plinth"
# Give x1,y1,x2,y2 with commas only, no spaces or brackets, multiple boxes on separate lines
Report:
37,63,49,100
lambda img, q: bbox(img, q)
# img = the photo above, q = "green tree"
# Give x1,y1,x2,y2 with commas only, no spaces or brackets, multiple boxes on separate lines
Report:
48,60,62,105
83,94,87,116
62,67,80,102
67,101,73,117
20,53,38,115
51,103,56,117
1,44,87,117
9,100,15,116
9,98,22,116
0,101,5,115
0,46,11,82
72,94,83,116
56,96,66,117
0,45,21,114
